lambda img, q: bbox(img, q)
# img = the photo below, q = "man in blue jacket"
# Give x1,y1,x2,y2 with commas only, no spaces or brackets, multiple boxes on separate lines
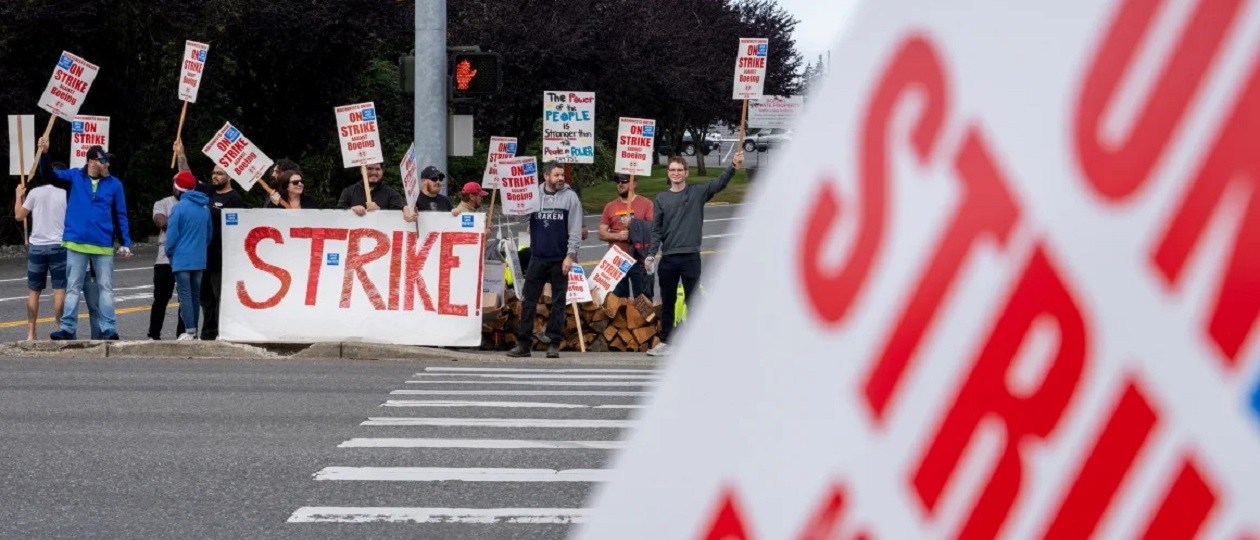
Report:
36,138,132,340
165,170,212,341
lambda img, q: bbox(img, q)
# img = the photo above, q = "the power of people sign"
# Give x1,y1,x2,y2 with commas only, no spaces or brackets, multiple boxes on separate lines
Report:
582,0,1260,538
542,91,595,164
38,52,99,121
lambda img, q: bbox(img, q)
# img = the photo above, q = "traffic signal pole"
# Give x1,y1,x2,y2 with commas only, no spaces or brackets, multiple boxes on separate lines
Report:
415,0,448,196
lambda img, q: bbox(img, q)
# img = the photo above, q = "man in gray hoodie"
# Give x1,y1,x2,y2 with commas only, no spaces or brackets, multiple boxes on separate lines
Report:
646,151,744,356
507,161,584,358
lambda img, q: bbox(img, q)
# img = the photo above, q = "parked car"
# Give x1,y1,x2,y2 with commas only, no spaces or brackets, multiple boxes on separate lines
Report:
656,129,722,156
743,128,792,152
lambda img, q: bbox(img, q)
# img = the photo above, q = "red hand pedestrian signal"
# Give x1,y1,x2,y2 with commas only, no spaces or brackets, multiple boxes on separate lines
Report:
449,52,502,98
455,59,478,91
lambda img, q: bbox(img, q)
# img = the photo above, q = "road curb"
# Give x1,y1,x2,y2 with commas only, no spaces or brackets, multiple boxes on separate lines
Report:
0,340,660,366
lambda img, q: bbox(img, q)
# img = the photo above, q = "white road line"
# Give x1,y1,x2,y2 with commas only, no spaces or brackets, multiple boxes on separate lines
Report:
313,467,607,482
703,217,745,223
338,438,623,449
424,367,657,374
0,266,151,284
413,373,659,380
403,377,660,387
391,389,650,396
361,417,636,428
288,507,589,524
381,400,642,409
0,284,152,302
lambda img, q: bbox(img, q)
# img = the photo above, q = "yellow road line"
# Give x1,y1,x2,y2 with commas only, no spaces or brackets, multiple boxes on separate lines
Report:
0,304,176,330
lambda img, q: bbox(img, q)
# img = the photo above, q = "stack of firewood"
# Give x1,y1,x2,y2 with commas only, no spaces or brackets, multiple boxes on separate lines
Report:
482,291,661,352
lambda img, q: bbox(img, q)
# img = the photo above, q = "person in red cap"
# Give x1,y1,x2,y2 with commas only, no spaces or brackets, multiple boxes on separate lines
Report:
164,170,213,341
452,181,489,216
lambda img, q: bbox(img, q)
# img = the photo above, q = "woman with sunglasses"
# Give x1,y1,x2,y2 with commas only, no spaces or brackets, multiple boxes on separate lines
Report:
266,170,320,209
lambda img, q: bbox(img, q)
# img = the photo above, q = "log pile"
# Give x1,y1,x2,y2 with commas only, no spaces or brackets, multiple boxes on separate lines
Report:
482,289,661,352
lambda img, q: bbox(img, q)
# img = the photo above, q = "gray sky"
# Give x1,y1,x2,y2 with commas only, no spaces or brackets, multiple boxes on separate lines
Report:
777,0,860,69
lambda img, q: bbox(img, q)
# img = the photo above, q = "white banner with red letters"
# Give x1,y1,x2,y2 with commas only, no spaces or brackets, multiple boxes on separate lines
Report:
401,143,419,209
587,245,635,305
201,122,273,192
38,52,100,122
582,0,1260,538
178,40,210,103
219,210,485,346
614,118,655,177
335,102,384,168
732,38,768,100
481,136,517,189
496,156,541,216
68,115,109,169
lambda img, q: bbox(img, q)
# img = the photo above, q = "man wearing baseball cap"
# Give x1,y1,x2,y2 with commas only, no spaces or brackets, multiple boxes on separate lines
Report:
452,181,489,216
35,138,132,340
404,165,453,222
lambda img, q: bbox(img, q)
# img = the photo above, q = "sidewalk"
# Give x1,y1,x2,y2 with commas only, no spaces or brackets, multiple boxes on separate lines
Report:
0,340,659,365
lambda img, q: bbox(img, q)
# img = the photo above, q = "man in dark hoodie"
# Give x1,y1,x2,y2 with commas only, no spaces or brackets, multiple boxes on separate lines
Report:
506,161,584,358
165,170,212,341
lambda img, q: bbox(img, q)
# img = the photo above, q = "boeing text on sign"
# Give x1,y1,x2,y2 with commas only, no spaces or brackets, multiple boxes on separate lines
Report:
219,210,485,346
582,0,1260,538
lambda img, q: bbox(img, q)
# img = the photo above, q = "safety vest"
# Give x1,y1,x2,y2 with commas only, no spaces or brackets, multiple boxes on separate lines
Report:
675,283,706,324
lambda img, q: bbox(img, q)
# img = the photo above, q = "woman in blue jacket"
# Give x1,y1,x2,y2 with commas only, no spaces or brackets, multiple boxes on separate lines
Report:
165,171,213,341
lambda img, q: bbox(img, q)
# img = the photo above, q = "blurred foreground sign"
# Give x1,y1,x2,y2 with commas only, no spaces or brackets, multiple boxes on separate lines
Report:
581,0,1260,538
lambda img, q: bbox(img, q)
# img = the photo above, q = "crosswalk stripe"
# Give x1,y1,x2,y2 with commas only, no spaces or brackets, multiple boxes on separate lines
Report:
390,390,650,396
338,438,623,449
413,373,659,380
381,400,643,409
361,417,635,428
313,467,607,482
424,367,657,374
404,380,657,387
287,507,588,524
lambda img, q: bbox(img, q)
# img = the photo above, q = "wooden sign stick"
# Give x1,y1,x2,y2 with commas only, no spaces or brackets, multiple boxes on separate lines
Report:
170,101,189,169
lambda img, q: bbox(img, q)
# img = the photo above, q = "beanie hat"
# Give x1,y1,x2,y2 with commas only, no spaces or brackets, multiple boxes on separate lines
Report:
174,170,197,192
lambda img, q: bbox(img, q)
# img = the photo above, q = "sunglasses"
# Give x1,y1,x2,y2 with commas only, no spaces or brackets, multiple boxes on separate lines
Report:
289,180,304,185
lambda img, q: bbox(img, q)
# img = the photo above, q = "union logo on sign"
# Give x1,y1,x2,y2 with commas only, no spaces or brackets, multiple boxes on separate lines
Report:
326,253,340,266
225,213,238,226
197,50,207,62
361,108,376,122
618,260,632,272
756,43,767,56
58,55,72,70
461,215,474,228
642,125,655,138
72,121,84,133
225,127,241,143
523,162,537,175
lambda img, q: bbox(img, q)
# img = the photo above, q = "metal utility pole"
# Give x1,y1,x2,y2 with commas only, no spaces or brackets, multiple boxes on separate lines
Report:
415,0,448,196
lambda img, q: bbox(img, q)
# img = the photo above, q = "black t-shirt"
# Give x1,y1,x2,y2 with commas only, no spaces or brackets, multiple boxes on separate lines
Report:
415,192,453,212
206,188,247,271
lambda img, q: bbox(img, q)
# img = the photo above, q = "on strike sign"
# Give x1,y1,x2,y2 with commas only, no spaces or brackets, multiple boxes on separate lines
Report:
219,210,485,346
567,266,593,305
496,156,541,216
732,38,768,100
481,136,518,189
335,102,383,167
38,52,100,121
587,245,636,304
614,118,655,176
583,0,1260,538
201,122,273,192
401,143,420,209
68,115,109,169
542,91,595,164
178,41,210,103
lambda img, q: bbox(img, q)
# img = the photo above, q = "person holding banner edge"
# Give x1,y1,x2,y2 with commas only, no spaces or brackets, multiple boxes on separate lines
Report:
506,161,584,359
35,136,132,341
267,170,320,209
338,162,404,215
645,151,743,356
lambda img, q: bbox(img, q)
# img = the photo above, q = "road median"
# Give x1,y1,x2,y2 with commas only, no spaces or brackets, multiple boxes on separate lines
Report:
0,340,658,365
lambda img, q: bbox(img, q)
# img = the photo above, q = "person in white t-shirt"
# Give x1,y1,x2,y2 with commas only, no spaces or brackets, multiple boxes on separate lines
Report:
14,183,67,341
147,189,186,339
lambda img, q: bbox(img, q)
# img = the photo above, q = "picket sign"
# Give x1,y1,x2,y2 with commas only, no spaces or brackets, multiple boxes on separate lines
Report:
542,91,596,164
8,115,35,179
201,122,274,194
733,38,768,161
581,0,1260,538
334,102,384,204
587,245,636,305
69,115,109,169
566,266,592,352
219,210,485,346
401,143,420,209
171,40,210,168
30,51,100,178
496,156,541,216
614,118,655,177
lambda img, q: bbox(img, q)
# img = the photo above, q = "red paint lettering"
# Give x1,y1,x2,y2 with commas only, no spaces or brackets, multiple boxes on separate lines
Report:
236,227,291,309
796,484,847,540
405,231,440,312
340,228,390,310
701,487,753,540
1139,459,1218,539
913,248,1087,539
438,232,481,316
799,35,948,325
1075,0,1244,200
864,128,1022,420
1042,381,1157,539
1151,55,1260,369
389,231,404,310
290,227,349,306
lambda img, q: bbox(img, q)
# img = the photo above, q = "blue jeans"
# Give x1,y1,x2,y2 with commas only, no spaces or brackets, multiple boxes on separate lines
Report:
175,270,203,336
62,250,114,337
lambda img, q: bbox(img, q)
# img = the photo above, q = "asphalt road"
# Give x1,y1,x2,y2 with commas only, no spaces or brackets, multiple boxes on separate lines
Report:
0,357,655,539
0,204,744,341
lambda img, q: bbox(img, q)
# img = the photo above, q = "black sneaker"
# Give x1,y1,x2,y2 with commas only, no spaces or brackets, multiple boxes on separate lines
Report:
506,343,531,358
547,342,560,359
49,330,74,341
100,330,120,341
